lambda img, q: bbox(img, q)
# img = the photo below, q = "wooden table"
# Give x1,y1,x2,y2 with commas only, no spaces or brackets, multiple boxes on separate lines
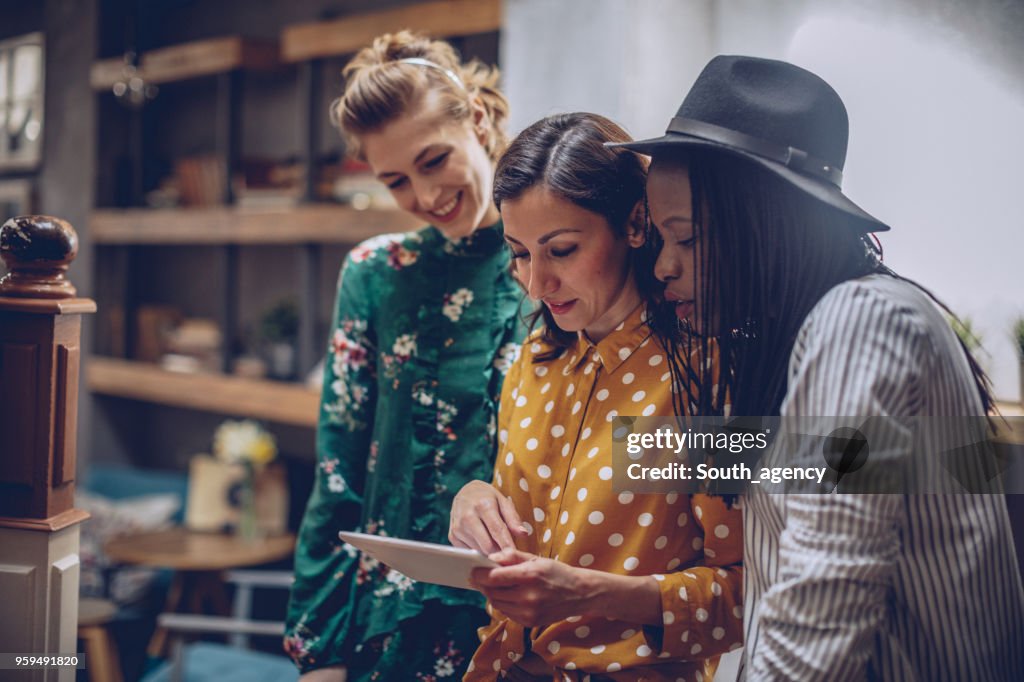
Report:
104,527,295,657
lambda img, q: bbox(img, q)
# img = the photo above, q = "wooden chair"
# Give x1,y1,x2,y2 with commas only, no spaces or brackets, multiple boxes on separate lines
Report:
140,570,298,682
78,598,124,682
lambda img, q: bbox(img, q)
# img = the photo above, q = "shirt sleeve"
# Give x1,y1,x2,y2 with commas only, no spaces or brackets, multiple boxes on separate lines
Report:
465,344,529,680
749,280,929,681
646,493,745,661
285,254,378,672
493,344,525,485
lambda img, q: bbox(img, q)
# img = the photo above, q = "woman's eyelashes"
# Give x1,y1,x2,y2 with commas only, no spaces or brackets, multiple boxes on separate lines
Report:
384,153,450,189
505,243,578,260
424,151,449,169
652,220,697,247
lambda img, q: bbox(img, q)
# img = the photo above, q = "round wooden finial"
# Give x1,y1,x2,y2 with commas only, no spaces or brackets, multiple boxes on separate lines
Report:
0,215,79,298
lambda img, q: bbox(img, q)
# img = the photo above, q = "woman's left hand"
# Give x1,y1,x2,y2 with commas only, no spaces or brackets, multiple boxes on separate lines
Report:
470,548,603,627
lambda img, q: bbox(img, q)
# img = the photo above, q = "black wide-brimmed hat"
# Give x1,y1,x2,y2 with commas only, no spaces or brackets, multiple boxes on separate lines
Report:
614,55,889,232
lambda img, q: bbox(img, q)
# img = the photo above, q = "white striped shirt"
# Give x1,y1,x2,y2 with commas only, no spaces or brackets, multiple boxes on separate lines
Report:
742,274,1024,680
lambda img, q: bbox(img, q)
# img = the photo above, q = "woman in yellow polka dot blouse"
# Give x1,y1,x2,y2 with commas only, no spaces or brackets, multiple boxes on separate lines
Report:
449,113,743,681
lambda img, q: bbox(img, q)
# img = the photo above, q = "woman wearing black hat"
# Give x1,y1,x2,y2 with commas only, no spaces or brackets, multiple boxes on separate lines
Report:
620,55,1024,680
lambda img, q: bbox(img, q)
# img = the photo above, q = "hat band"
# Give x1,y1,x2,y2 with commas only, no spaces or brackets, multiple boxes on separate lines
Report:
667,117,843,188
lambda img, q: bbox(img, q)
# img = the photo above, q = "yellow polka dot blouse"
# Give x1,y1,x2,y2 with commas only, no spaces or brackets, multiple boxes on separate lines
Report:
466,305,743,681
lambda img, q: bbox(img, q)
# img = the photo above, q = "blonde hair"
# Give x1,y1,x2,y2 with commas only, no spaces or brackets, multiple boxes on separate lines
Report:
331,31,510,161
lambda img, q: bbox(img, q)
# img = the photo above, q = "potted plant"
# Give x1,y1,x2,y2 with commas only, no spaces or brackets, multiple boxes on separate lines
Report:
949,314,983,354
259,297,299,380
1013,317,1024,406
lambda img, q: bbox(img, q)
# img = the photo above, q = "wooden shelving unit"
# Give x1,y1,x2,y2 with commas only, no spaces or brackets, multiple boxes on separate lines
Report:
90,36,279,90
280,0,501,62
90,205,421,245
87,2,503,443
87,357,320,428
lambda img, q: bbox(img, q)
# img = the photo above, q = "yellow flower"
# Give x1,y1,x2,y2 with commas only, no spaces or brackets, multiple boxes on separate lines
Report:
248,433,277,466
213,419,277,466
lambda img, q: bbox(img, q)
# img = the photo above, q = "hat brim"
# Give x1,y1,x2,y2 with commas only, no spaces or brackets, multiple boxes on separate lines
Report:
611,134,890,232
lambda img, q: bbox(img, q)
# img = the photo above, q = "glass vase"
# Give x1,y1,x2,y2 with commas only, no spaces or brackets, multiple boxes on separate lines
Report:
236,463,262,542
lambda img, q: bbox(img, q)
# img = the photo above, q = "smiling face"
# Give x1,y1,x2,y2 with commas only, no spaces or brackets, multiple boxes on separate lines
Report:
360,90,500,239
646,157,713,333
501,185,644,343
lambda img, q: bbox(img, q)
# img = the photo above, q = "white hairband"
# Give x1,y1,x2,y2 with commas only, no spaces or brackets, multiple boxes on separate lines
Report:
398,57,465,90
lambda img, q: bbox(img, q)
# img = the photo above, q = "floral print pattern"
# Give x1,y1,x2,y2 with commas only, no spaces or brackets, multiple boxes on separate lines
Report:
415,640,465,681
492,341,521,374
348,232,422,267
283,618,320,668
286,223,526,680
442,287,474,322
325,320,373,431
373,568,416,598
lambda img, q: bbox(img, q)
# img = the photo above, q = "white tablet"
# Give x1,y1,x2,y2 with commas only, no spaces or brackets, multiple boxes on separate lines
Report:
338,531,498,591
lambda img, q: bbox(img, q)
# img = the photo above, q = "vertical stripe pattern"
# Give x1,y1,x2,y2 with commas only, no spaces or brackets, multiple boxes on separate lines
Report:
743,274,1024,681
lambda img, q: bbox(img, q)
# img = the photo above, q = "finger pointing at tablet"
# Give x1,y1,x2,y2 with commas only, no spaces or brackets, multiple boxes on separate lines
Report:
449,480,529,554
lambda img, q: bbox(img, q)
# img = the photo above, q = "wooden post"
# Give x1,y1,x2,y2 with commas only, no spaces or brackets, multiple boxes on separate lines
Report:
0,215,94,682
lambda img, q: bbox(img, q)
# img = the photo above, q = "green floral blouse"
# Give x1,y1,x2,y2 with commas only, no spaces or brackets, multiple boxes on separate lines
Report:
285,222,525,673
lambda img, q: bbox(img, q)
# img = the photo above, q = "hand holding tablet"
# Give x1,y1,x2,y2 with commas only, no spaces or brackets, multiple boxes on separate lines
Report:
338,531,497,590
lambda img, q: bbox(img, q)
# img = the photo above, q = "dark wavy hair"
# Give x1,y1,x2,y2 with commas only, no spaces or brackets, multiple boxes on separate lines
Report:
492,112,676,362
653,149,995,418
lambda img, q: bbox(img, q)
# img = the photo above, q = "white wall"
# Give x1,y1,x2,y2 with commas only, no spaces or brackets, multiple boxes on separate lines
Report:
503,0,1024,401
502,0,714,140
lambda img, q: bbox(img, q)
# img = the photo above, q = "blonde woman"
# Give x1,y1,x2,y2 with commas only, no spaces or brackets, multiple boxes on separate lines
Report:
284,32,525,681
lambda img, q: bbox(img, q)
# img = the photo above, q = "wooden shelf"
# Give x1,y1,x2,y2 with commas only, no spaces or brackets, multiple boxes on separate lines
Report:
997,401,1023,417
87,357,320,428
89,205,421,245
91,36,279,90
281,0,501,62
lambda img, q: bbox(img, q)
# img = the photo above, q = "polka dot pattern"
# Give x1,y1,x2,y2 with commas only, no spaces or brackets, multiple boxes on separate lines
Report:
468,318,743,680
